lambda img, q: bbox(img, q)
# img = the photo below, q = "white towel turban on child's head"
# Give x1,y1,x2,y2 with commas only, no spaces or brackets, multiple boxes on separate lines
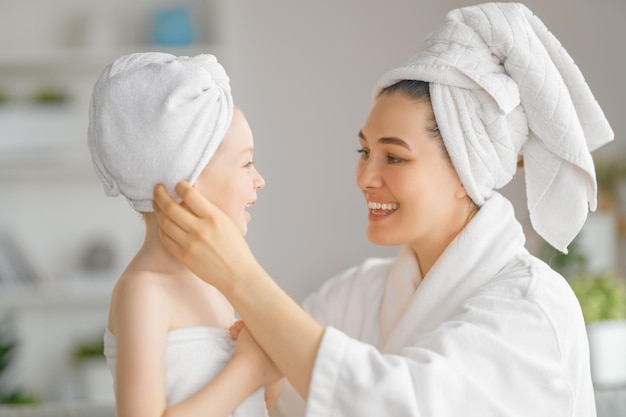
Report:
88,52,233,212
376,2,614,253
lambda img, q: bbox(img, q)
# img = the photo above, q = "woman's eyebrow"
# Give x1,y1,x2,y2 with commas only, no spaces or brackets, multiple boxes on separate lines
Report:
358,130,410,150
379,137,410,149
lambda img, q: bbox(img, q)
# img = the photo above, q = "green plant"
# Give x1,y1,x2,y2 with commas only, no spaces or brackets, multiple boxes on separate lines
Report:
539,236,588,278
539,233,626,324
595,159,626,195
569,273,626,324
72,336,105,364
32,87,68,104
0,327,39,405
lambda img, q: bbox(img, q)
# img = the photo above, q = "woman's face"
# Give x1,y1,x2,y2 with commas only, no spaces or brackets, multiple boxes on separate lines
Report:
356,92,469,249
195,108,265,235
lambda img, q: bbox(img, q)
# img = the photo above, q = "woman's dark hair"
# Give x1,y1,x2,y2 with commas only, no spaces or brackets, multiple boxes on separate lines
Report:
379,80,479,218
378,80,441,140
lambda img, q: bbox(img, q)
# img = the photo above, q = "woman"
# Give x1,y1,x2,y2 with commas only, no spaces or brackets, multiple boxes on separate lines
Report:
153,3,613,416
89,52,281,417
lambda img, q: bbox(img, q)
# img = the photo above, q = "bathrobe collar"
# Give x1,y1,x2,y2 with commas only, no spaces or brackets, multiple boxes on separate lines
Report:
381,192,526,353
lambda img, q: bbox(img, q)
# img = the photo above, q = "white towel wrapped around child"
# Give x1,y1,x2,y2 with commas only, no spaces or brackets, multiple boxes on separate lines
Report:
376,2,614,253
88,52,233,212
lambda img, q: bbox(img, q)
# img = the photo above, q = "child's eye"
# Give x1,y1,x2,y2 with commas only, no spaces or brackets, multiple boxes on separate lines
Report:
357,148,370,159
243,161,254,168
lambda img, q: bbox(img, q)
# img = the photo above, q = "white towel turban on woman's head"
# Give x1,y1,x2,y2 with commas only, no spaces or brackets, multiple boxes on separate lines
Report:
376,2,614,253
88,52,233,212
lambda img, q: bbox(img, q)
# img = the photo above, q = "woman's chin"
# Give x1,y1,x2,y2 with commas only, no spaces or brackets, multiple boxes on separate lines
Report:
366,229,402,247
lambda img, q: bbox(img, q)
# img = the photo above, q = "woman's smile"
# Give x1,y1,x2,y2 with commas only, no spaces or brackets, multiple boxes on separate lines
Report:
367,200,400,220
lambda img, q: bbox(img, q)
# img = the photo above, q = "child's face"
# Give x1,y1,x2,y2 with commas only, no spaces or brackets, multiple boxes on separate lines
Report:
194,108,265,235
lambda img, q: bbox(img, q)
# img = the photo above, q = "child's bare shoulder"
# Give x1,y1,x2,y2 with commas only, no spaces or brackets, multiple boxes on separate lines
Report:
107,269,180,334
110,269,177,313
116,268,170,293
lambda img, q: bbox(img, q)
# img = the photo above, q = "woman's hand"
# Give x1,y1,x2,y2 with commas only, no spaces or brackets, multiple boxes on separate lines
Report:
153,182,261,293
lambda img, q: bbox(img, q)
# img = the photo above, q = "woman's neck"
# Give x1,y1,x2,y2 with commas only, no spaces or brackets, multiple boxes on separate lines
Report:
410,239,448,278
411,200,478,277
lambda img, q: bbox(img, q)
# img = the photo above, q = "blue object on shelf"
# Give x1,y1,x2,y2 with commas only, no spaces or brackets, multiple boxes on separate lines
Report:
153,6,194,47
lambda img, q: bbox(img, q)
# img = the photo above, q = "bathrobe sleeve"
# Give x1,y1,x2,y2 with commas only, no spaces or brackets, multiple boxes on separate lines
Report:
303,262,595,417
274,258,393,417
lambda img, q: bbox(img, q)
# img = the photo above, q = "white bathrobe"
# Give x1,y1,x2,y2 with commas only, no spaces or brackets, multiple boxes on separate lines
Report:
275,192,595,417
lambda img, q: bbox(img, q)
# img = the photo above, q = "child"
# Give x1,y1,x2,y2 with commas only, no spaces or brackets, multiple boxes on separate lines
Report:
88,52,281,417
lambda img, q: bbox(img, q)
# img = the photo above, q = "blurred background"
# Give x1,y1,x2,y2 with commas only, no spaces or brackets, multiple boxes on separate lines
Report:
0,0,624,409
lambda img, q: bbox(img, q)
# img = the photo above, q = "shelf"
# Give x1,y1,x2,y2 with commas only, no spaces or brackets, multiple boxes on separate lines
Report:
0,402,115,417
0,0,228,76
0,290,111,313
0,44,227,74
0,271,115,313
0,103,93,178
0,104,83,150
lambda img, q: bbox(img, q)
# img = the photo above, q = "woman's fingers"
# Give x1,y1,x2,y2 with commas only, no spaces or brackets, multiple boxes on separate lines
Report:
174,181,223,220
158,228,185,259
153,181,258,292
153,184,208,261
153,184,196,233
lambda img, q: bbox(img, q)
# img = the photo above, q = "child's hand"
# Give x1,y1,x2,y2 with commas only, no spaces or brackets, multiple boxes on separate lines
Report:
229,320,245,340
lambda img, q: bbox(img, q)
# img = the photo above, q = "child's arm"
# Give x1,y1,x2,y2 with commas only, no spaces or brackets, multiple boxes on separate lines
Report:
112,273,170,417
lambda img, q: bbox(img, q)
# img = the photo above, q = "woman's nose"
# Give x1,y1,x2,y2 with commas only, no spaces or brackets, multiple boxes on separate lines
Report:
356,159,383,189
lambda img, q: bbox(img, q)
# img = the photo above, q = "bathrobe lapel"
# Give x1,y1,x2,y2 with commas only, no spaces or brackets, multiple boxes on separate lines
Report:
381,192,526,354
380,245,422,343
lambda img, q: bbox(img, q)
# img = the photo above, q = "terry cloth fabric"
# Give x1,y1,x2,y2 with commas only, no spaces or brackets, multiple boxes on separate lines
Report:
88,52,233,212
375,2,614,253
380,245,422,345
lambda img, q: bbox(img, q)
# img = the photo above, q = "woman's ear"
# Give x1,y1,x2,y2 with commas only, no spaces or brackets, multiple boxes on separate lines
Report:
454,181,468,200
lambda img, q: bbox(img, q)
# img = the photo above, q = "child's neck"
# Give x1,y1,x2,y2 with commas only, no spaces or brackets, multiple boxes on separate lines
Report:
135,212,189,273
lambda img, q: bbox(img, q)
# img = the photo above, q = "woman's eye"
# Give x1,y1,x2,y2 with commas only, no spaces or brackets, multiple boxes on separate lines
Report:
244,161,254,168
357,148,370,159
387,155,405,164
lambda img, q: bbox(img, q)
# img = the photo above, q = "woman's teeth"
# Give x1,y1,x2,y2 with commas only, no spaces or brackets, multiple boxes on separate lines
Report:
367,201,399,211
